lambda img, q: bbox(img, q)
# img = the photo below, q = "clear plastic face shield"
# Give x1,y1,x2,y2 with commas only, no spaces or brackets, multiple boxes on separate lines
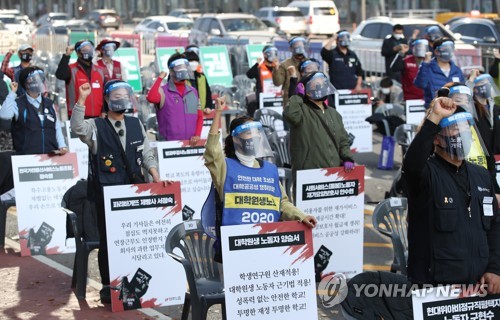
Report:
102,43,116,58
25,70,48,95
435,41,455,63
263,46,278,63
305,72,337,101
289,37,307,56
474,74,500,101
300,60,320,76
448,85,476,119
337,31,351,47
76,41,95,61
426,26,443,42
412,39,429,58
231,121,274,159
437,112,489,165
185,46,200,56
105,82,137,113
169,58,190,81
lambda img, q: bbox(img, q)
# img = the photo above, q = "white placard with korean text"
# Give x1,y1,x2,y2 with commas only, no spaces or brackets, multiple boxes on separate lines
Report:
405,99,426,125
335,91,372,153
221,222,318,320
103,182,185,312
156,140,212,221
295,166,365,278
412,286,500,320
11,153,78,256
65,120,89,179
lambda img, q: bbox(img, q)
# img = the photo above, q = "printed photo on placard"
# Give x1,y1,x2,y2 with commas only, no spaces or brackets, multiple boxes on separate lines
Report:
12,153,79,256
221,221,318,320
296,166,365,278
104,182,185,312
157,140,212,221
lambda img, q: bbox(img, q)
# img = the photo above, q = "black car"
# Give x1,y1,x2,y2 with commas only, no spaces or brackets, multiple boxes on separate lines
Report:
84,9,120,30
448,17,500,45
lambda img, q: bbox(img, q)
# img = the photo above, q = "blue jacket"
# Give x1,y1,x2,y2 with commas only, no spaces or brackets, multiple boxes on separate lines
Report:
414,59,464,107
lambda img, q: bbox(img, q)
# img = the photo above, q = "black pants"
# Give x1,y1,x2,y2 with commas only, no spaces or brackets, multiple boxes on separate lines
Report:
95,197,110,285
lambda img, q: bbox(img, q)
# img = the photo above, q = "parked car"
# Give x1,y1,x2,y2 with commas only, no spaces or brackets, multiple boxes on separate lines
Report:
349,16,477,75
448,17,500,45
255,6,306,36
133,16,192,38
34,20,100,36
189,13,283,75
168,8,201,21
35,12,69,27
85,9,121,30
287,0,340,36
0,14,32,42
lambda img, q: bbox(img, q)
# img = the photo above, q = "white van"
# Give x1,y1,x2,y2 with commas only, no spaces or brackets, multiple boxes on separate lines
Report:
287,0,340,36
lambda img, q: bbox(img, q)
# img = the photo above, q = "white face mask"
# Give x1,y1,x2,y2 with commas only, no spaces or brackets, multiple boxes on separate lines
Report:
393,34,404,40
189,61,199,71
381,88,391,95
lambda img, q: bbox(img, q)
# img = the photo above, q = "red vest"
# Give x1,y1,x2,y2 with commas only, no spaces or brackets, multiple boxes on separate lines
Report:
97,59,123,82
402,55,424,101
67,62,105,118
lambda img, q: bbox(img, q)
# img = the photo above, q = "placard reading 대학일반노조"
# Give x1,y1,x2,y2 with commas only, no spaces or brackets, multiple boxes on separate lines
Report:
104,182,185,312
221,221,318,320
295,166,365,278
12,153,79,256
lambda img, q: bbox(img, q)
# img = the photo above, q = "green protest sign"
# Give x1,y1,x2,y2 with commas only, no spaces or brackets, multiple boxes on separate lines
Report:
246,44,265,67
156,47,183,75
69,31,96,46
199,46,233,87
114,48,142,93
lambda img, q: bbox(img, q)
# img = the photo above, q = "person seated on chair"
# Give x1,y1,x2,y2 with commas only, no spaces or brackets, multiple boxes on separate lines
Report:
374,77,404,111
70,81,161,304
402,96,500,292
203,96,317,264
0,66,68,155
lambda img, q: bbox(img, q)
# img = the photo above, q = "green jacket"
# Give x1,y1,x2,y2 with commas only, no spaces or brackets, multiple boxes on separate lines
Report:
283,95,354,176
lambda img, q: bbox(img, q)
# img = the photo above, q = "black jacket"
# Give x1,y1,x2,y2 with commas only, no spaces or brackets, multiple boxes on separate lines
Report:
403,120,500,285
320,46,363,90
381,36,408,76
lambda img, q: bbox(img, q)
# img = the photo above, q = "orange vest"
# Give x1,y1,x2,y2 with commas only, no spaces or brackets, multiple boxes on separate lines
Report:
258,63,281,95
67,63,105,118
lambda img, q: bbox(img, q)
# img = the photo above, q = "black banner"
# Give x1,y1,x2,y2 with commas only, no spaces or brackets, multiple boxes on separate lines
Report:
338,94,369,106
302,180,358,201
229,231,305,251
18,165,74,181
111,194,175,211
162,147,204,159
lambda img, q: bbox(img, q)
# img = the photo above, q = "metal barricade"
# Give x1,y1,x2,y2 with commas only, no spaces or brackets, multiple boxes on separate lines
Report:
32,34,69,55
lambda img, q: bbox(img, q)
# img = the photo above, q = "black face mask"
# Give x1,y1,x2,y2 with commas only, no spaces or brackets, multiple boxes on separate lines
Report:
438,132,472,160
81,53,93,61
475,84,491,99
108,99,131,112
20,53,32,62
27,83,42,94
238,137,256,156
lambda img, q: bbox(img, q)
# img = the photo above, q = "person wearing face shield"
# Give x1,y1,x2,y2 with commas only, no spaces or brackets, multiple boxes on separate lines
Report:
201,97,317,263
424,25,443,52
146,53,202,145
402,39,428,100
0,67,67,155
56,39,106,118
414,38,464,108
272,37,308,108
284,72,355,189
70,80,161,304
184,48,214,114
1,44,35,97
321,30,364,98
288,58,321,100
402,97,500,293
246,45,281,116
96,39,126,82
381,24,409,83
